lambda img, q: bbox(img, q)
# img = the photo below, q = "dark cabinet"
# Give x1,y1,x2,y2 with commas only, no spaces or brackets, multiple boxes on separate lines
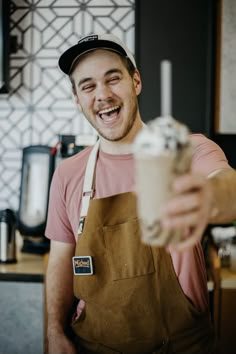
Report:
135,0,217,135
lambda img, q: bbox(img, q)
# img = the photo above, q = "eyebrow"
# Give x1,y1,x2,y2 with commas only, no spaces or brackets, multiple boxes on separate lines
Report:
77,68,123,88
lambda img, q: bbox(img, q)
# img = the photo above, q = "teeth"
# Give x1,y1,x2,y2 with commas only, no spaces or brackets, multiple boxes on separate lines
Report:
99,105,119,115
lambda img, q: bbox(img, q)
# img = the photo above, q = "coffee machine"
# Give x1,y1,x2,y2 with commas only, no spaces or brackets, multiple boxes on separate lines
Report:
17,136,84,254
17,145,54,254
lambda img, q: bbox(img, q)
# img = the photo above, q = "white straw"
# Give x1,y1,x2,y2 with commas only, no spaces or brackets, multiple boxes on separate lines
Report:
160,60,172,116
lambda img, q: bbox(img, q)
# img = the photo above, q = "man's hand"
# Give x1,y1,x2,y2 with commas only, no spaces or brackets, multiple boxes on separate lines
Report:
160,172,212,250
47,299,85,354
48,332,77,354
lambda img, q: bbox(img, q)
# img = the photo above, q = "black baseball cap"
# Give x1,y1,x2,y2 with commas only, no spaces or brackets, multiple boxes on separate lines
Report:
58,33,136,75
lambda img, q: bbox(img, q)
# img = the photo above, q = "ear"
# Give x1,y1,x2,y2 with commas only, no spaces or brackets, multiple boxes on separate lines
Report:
73,92,82,112
133,69,142,96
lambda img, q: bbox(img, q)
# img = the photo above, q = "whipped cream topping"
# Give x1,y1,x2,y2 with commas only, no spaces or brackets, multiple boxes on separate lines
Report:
133,116,190,156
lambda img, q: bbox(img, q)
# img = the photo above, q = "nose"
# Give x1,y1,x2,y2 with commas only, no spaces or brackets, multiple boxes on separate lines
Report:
96,83,112,101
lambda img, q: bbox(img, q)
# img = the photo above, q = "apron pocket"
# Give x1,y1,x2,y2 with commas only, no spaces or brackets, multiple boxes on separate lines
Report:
103,219,155,280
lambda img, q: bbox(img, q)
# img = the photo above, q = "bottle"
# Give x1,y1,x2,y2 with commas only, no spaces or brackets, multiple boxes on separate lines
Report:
0,209,17,263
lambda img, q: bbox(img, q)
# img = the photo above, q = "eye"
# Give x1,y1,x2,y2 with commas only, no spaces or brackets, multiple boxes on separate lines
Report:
81,84,95,92
108,76,120,84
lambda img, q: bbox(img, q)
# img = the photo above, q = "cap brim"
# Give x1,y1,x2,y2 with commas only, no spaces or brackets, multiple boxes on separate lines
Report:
59,40,128,75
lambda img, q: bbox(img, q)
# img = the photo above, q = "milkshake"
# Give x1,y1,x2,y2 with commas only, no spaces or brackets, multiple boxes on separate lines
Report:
133,116,192,246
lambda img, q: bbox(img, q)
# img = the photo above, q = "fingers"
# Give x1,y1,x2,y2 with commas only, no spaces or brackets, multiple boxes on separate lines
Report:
161,188,207,229
172,173,207,194
171,223,206,251
160,173,210,250
162,209,203,231
161,193,203,223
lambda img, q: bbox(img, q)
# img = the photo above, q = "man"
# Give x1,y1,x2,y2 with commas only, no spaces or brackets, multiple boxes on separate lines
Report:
45,33,236,354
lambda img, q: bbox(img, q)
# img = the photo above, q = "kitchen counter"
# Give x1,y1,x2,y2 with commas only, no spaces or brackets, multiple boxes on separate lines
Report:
0,232,45,282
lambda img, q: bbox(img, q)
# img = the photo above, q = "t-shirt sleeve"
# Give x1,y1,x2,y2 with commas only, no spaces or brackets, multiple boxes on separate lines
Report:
191,134,231,176
45,165,75,244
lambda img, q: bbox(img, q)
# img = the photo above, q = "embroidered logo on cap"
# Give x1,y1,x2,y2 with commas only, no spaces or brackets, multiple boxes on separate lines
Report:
72,256,94,275
78,34,98,44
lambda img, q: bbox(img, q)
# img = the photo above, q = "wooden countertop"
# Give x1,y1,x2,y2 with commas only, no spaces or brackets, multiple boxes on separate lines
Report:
220,267,236,289
0,233,46,282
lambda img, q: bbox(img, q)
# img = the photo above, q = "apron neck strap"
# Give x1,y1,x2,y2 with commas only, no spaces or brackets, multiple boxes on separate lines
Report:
78,139,100,235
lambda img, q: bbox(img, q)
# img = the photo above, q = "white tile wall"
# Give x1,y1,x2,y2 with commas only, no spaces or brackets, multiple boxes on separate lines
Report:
0,0,135,210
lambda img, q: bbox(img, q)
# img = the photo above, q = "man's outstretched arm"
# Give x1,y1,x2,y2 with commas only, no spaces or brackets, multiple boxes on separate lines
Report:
161,168,236,250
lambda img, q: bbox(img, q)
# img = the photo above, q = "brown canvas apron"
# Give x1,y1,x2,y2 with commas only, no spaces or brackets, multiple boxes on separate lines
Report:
71,143,215,354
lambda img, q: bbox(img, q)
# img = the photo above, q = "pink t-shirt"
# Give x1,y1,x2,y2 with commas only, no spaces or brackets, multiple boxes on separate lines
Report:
45,133,230,311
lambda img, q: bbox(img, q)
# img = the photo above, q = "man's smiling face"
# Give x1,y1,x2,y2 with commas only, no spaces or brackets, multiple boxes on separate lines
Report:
72,49,142,143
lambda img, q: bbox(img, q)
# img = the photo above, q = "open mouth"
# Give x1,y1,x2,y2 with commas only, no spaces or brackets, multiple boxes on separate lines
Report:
98,105,120,122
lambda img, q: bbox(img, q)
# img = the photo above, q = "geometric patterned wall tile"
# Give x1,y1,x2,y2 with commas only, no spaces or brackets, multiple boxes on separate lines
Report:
0,110,32,148
0,0,135,211
31,110,77,145
0,155,22,210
